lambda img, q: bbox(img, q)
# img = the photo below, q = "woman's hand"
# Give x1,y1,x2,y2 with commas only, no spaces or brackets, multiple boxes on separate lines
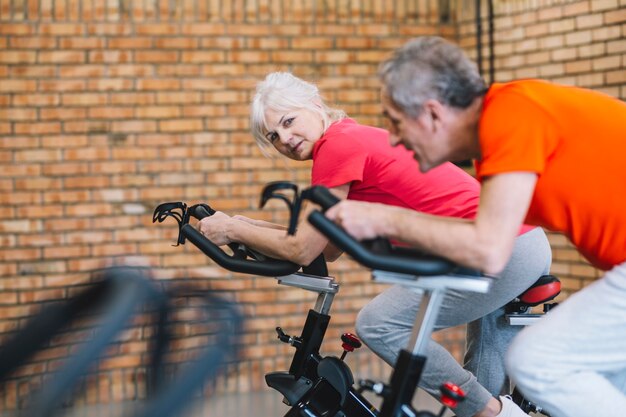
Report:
232,214,255,224
197,211,234,246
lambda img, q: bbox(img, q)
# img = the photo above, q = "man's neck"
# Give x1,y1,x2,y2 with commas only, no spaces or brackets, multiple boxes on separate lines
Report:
449,97,483,162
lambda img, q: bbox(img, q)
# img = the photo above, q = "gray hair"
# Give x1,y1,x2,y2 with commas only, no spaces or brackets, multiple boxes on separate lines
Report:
250,72,346,153
379,36,487,117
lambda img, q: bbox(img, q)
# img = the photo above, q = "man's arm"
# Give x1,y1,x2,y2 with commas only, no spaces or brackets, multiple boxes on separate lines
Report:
326,173,537,274
198,184,350,266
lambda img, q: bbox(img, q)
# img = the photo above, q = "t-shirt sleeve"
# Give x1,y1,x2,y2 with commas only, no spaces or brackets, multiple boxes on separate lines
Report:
476,91,558,180
311,132,367,188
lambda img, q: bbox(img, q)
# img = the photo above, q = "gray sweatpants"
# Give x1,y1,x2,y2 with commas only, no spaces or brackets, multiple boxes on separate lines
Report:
355,227,552,417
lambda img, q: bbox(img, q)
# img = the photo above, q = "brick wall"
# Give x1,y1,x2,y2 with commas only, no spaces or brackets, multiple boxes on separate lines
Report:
0,0,457,410
1,0,624,411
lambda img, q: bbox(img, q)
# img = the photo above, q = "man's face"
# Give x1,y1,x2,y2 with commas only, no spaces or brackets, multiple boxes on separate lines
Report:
380,87,438,172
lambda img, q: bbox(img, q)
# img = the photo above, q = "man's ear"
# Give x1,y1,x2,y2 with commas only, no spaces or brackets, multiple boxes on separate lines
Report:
422,99,445,132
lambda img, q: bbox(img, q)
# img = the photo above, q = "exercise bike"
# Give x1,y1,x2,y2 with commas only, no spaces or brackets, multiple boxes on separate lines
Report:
288,183,560,417
0,266,243,417
154,193,474,417
154,200,381,417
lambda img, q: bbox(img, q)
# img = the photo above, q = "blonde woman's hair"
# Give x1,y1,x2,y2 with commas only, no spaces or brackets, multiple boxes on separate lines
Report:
250,72,346,154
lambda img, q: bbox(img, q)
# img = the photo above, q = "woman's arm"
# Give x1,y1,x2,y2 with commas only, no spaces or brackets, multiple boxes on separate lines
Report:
232,215,286,231
326,172,537,274
198,184,350,266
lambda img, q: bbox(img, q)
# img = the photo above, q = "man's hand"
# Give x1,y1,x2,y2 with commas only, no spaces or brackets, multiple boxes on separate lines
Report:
325,201,391,240
197,211,234,246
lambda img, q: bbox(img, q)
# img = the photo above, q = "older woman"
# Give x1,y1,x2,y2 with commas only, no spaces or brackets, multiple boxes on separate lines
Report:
198,72,551,417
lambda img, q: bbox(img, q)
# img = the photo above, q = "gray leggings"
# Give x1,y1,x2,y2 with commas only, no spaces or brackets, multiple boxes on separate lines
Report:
355,227,552,417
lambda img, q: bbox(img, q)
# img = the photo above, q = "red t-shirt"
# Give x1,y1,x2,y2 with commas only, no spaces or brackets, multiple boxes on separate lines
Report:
476,80,626,270
312,118,479,219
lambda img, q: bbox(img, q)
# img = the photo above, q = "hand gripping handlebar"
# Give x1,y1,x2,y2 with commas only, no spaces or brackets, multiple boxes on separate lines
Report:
153,202,301,277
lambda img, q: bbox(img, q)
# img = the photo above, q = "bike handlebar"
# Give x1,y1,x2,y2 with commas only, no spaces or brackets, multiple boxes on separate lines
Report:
302,186,473,277
308,212,457,276
152,202,300,277
181,225,301,277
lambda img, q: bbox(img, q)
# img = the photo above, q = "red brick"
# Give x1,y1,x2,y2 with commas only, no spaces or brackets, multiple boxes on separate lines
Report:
61,93,107,106
0,247,40,261
14,177,62,192
59,37,106,49
14,148,62,162
10,65,55,78
87,78,134,91
157,91,202,104
41,162,89,176
110,92,155,105
605,8,626,24
64,175,110,189
0,51,37,64
87,107,134,119
108,37,153,49
91,159,136,174
43,245,91,259
135,106,181,119
0,108,37,121
564,1,590,17
58,64,106,78
9,37,57,49
40,108,87,121
39,79,86,92
136,79,181,91
42,190,91,203
38,50,86,64
39,23,83,35
135,50,179,63
110,120,157,133
0,23,33,35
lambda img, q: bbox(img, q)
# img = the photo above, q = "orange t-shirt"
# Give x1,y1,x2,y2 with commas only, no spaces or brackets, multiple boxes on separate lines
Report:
475,80,626,271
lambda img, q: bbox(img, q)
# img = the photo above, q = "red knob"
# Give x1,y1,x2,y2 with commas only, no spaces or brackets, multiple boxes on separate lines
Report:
341,332,362,352
440,382,466,408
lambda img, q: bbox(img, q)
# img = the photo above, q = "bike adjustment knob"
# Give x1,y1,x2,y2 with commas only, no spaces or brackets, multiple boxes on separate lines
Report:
275,327,302,349
340,332,362,360
357,379,390,398
440,382,466,409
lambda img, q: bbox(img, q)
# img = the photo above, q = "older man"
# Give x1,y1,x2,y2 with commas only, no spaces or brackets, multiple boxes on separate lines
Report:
326,36,626,417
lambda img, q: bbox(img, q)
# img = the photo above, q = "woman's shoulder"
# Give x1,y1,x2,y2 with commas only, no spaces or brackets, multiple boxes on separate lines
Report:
325,118,387,143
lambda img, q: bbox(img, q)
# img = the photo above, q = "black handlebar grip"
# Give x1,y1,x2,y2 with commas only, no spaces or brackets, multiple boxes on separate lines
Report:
307,211,456,277
181,225,301,277
305,186,341,212
189,205,214,220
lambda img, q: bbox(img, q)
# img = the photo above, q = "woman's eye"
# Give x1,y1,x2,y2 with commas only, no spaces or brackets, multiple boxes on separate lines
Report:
269,132,278,143
283,117,294,127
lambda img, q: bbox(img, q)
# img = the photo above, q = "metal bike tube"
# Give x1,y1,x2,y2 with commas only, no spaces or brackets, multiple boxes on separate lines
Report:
407,288,445,356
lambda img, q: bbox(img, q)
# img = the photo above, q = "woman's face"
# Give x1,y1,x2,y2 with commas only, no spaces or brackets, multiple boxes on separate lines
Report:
263,107,326,161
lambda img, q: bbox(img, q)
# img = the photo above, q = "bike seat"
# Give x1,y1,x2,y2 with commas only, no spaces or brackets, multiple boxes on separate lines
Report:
516,275,561,307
